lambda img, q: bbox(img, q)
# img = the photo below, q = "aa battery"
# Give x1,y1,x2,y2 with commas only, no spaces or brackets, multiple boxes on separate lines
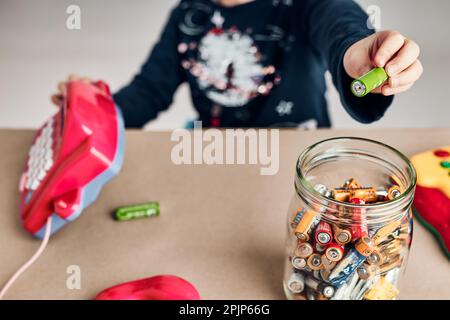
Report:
384,224,409,243
295,242,314,258
367,249,385,266
363,276,399,300
350,188,378,203
312,270,323,282
357,263,379,280
382,238,403,253
387,185,402,200
375,188,388,201
287,272,306,294
325,242,345,262
321,254,337,271
329,238,373,288
354,237,374,257
384,251,402,265
329,249,366,288
349,198,369,240
114,202,160,221
343,178,362,189
305,276,335,298
332,188,351,202
306,287,316,300
333,186,378,203
315,221,333,245
292,256,307,270
315,242,327,253
371,220,402,245
307,253,324,271
294,210,319,241
320,268,331,282
399,220,411,235
344,272,361,300
332,225,352,245
354,275,380,300
290,208,306,229
378,256,401,274
351,67,388,97
314,184,332,198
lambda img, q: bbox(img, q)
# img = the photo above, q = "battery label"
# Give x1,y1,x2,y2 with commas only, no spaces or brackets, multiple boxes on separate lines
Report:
351,67,388,97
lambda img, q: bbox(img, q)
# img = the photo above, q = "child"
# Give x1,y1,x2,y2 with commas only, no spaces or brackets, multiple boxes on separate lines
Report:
52,0,422,128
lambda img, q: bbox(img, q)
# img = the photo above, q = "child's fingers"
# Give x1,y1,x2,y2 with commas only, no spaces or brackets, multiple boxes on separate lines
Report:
50,94,63,107
68,74,91,85
372,60,421,95
380,83,414,96
371,87,383,94
374,31,406,67
385,39,420,76
80,77,92,83
68,74,80,81
57,81,67,96
388,60,423,88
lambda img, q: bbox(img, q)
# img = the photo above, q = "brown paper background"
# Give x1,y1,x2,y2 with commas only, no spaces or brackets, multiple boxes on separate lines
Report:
0,129,449,300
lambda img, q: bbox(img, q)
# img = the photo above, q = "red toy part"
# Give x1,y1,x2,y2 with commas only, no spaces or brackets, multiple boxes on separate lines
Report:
413,186,450,258
94,275,201,300
19,80,124,238
411,146,450,259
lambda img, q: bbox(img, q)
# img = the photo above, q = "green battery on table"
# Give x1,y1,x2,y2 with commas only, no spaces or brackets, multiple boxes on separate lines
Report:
114,202,160,221
351,67,388,97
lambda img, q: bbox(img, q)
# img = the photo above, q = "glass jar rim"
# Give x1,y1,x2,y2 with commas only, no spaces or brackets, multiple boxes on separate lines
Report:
295,137,417,210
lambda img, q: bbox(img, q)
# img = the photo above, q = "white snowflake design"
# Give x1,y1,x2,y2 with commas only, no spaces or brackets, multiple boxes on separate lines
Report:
178,8,281,108
197,29,271,107
275,100,294,116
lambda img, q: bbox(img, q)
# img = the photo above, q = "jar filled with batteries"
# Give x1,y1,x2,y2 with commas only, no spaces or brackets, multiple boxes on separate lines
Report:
283,137,416,300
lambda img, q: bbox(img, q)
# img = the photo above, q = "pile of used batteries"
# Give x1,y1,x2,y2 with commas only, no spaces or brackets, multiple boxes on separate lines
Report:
285,178,411,300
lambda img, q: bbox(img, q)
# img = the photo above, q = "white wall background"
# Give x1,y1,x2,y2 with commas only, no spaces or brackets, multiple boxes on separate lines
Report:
0,0,449,130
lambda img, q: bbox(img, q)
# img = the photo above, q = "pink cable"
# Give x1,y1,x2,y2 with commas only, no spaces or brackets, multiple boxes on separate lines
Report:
0,217,52,300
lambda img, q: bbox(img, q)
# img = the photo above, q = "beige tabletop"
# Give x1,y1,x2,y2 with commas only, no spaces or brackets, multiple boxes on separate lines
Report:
0,128,449,300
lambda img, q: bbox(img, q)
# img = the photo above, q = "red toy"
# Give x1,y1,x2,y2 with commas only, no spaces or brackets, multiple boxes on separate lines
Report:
94,275,201,300
11,82,202,301
411,147,450,259
19,80,125,238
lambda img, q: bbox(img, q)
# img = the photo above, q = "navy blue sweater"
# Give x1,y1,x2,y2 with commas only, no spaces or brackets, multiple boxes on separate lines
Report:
114,0,393,128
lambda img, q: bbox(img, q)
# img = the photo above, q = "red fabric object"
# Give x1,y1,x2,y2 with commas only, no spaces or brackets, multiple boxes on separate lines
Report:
19,80,123,238
94,275,201,300
413,185,450,255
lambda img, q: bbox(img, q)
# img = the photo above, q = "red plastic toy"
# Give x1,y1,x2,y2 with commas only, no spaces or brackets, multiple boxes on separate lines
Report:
411,147,450,259
19,80,125,238
94,275,201,300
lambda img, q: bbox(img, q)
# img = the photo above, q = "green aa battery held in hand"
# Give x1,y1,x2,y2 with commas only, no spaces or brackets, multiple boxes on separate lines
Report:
114,202,160,221
351,67,388,97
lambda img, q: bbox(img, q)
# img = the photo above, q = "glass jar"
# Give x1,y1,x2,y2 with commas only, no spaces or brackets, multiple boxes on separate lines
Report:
283,137,416,300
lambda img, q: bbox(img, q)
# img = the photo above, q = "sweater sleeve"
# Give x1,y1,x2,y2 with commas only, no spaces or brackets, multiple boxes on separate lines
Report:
300,0,393,124
113,3,185,128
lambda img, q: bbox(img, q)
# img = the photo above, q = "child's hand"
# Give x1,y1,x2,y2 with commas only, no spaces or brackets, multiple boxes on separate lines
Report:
343,30,422,96
50,74,93,107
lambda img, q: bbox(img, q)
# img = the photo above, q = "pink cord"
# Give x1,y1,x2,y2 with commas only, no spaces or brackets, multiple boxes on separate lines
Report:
0,217,52,300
